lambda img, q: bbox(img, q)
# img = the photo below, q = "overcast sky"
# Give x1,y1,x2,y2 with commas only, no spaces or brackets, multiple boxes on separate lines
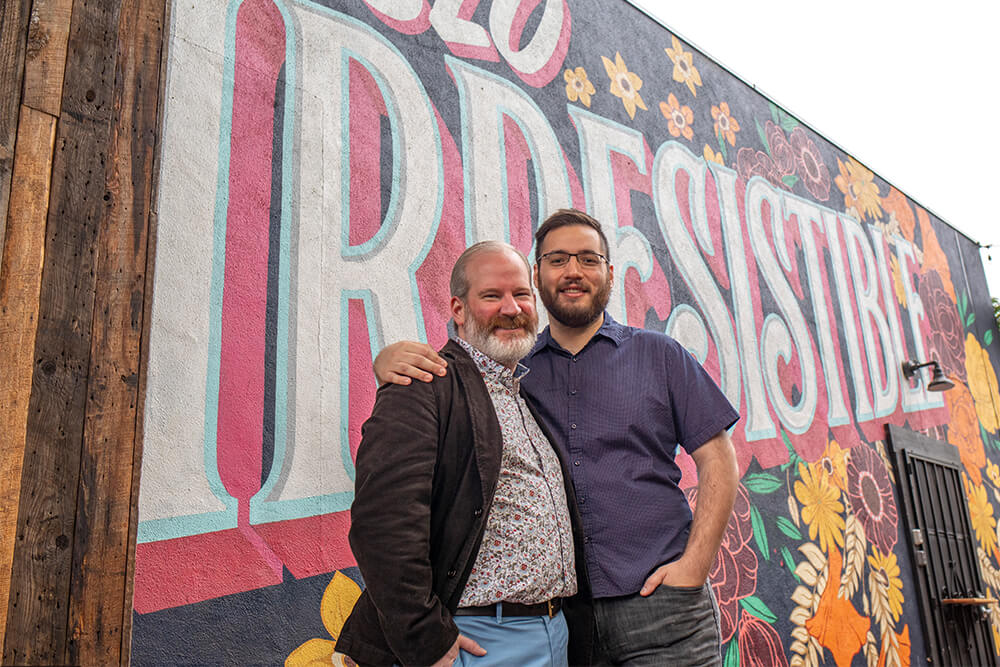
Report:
631,0,1000,298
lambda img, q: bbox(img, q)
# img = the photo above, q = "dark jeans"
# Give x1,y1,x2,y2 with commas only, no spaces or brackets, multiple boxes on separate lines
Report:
589,582,722,666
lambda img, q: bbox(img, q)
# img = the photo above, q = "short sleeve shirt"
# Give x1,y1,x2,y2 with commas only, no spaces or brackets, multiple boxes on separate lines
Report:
521,313,739,598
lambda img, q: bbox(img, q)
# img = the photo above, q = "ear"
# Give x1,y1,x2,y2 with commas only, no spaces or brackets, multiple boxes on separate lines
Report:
451,295,466,327
533,264,540,290
607,263,615,285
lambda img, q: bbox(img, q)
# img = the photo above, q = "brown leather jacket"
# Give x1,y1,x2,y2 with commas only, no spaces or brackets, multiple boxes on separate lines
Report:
336,340,591,665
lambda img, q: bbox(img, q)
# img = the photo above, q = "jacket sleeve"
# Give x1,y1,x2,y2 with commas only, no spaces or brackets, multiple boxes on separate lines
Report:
348,380,459,666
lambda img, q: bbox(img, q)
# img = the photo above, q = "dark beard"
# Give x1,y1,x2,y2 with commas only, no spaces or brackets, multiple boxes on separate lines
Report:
539,274,612,328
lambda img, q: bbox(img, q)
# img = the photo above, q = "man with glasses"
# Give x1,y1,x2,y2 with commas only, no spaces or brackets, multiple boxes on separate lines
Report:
375,209,740,665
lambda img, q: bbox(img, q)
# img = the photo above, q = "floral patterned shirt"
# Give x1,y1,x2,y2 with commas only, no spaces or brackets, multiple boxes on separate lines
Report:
454,336,577,606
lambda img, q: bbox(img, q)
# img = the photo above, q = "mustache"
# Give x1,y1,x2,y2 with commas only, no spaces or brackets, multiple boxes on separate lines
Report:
487,312,534,332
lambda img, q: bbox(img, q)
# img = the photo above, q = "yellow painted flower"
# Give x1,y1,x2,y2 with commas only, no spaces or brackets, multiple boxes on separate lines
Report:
813,439,850,492
703,144,724,165
664,35,702,96
834,157,882,220
967,474,999,553
287,572,363,667
711,102,740,146
564,66,595,107
868,547,904,627
794,463,845,553
988,460,1000,488
965,332,1000,433
601,52,646,119
660,93,694,140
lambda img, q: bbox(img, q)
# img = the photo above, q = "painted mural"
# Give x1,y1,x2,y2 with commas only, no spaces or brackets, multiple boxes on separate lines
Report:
134,0,1000,664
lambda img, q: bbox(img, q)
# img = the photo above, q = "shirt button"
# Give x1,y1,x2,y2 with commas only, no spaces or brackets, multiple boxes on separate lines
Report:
474,508,483,517
579,497,586,504
584,537,591,543
570,423,577,430
572,357,578,363
447,569,457,578
570,389,577,395
573,460,581,466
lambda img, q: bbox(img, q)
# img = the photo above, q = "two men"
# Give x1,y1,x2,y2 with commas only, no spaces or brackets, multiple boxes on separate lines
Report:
376,209,740,665
336,242,589,666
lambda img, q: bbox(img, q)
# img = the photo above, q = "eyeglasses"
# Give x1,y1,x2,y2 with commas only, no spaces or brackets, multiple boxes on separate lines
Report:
538,250,607,269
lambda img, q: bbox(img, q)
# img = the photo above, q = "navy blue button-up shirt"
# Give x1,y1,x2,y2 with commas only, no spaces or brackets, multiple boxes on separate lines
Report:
520,313,739,598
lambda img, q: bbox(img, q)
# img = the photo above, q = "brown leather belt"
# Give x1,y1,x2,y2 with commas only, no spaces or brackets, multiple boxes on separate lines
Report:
454,598,562,618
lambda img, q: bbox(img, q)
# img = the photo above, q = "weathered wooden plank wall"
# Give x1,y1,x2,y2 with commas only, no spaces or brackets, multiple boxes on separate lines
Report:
0,0,167,662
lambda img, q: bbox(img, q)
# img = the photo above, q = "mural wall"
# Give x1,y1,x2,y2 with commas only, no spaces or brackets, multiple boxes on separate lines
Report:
133,0,1000,664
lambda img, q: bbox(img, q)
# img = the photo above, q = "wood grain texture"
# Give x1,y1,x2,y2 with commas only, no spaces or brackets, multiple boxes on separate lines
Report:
21,0,76,117
66,0,164,661
0,104,57,655
0,0,34,270
2,0,122,660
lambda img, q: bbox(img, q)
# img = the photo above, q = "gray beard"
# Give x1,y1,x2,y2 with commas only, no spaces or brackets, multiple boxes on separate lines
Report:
463,315,538,367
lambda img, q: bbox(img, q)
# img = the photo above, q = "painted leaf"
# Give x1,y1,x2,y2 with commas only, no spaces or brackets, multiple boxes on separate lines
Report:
743,472,783,494
769,101,780,124
756,119,770,156
750,505,769,559
782,175,799,188
781,545,800,582
777,516,803,540
968,312,976,327
839,514,866,599
740,594,777,623
788,494,801,528
805,548,869,667
724,637,740,667
718,130,728,161
780,114,798,132
321,572,363,641
985,329,994,347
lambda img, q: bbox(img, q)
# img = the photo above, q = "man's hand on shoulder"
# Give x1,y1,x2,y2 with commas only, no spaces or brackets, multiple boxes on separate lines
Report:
374,341,448,385
430,634,487,666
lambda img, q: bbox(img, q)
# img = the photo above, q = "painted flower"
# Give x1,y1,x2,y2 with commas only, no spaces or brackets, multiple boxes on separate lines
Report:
738,609,789,667
789,127,830,200
845,444,898,554
765,121,796,177
287,572,363,666
880,188,917,242
947,382,987,485
664,35,702,96
736,147,783,188
967,474,998,553
805,547,869,667
916,206,955,300
795,463,845,553
918,270,966,383
965,332,1000,433
834,156,882,220
703,144,724,165
564,66,595,107
868,547,904,627
659,94,694,140
814,438,850,491
889,254,907,307
687,484,757,643
602,52,646,119
988,460,1000,488
711,102,740,146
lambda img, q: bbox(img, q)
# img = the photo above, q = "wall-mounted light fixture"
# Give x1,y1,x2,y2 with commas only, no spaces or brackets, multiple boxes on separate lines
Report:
901,359,955,392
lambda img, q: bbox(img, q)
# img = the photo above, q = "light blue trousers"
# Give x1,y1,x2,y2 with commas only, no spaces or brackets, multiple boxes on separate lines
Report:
454,607,569,667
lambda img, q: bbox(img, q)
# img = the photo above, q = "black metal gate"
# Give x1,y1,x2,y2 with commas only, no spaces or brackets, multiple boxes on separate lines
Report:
887,425,997,665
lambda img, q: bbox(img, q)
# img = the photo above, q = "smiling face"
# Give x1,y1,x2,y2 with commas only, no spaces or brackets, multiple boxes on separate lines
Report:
451,248,538,368
534,224,613,329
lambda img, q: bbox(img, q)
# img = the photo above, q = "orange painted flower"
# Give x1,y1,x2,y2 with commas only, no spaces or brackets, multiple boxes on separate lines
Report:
664,35,702,96
564,66,595,107
946,382,987,485
602,52,646,119
703,144,724,165
795,463,845,553
834,156,882,220
880,188,916,242
965,333,1000,433
916,206,955,300
967,474,998,553
711,102,740,146
805,547,870,667
814,439,850,492
287,572,363,667
660,93,694,140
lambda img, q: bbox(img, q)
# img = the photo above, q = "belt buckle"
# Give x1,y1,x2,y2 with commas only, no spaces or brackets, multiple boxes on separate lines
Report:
547,599,555,618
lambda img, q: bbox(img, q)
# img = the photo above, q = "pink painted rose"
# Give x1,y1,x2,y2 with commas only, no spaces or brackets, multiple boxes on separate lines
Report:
738,609,789,667
789,127,830,201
